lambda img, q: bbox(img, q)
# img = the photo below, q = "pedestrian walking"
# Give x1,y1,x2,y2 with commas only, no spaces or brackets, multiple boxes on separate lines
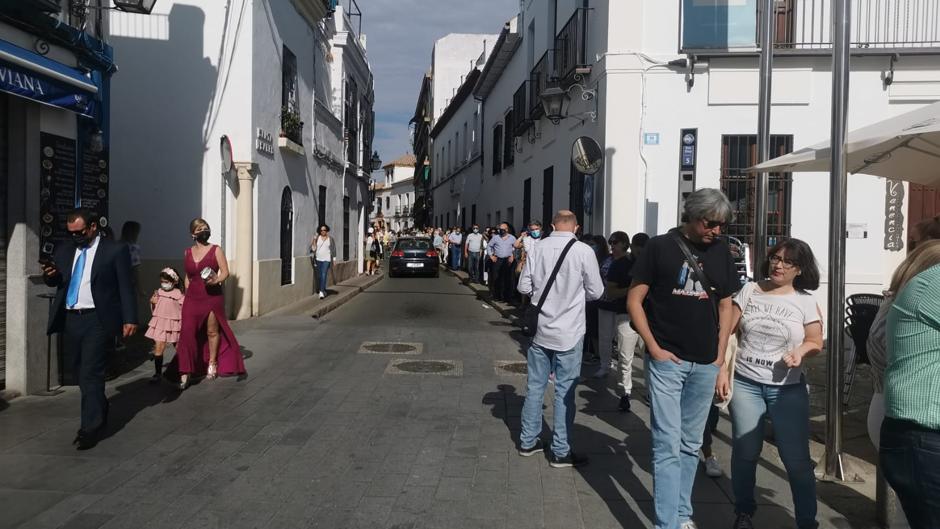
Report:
517,210,604,467
365,228,378,275
448,227,463,270
433,229,446,265
627,188,739,529
41,208,138,450
715,238,823,529
175,218,246,390
879,243,940,529
311,224,336,299
594,231,642,414
464,224,485,283
144,267,184,384
486,222,517,302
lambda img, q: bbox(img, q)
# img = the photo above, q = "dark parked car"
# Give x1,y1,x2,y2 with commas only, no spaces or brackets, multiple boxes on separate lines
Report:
388,237,439,277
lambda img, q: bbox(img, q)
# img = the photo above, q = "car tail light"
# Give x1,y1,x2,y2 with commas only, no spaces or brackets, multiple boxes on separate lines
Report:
392,250,404,257
426,250,438,258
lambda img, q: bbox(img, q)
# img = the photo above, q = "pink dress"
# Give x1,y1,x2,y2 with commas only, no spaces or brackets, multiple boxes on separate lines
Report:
145,289,183,344
174,245,246,377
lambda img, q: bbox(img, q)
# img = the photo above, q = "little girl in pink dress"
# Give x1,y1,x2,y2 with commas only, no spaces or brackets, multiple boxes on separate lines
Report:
145,268,184,383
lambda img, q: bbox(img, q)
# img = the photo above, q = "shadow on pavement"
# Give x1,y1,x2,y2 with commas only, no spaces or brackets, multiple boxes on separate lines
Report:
98,377,181,442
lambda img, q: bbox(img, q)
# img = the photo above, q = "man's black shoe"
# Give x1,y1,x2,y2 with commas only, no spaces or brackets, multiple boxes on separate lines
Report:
549,451,589,468
517,438,545,457
74,430,98,451
618,395,632,413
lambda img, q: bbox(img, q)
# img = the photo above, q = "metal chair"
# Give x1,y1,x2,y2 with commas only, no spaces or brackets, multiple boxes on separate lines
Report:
843,293,885,407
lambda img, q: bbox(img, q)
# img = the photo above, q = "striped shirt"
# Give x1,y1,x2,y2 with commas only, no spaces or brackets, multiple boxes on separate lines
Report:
885,264,940,430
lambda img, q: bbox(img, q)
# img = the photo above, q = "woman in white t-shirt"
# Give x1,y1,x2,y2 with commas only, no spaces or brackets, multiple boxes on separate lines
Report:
310,224,336,299
716,238,823,529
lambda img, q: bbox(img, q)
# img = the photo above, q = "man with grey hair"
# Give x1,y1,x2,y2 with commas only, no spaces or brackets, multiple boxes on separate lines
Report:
627,188,739,529
517,210,604,467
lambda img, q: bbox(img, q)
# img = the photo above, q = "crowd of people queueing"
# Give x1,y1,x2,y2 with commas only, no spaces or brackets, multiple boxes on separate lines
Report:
507,189,940,529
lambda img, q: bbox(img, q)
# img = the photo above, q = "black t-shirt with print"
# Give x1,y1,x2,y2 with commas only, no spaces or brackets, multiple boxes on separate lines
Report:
596,255,632,313
630,229,739,364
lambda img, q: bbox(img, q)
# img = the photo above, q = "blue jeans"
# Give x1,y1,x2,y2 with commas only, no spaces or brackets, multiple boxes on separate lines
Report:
316,260,330,295
449,244,462,269
880,417,940,529
730,374,818,529
647,357,720,529
467,252,481,282
520,338,584,457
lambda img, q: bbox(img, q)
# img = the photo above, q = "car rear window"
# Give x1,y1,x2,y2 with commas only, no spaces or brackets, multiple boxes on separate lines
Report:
396,239,431,251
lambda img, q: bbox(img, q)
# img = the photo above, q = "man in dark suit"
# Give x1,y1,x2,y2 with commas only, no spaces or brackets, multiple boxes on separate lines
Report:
41,208,138,450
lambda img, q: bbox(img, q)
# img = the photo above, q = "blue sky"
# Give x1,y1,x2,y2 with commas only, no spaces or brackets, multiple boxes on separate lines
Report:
361,0,516,171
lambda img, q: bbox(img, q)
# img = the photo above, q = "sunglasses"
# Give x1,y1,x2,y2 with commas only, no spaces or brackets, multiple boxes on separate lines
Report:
702,219,727,230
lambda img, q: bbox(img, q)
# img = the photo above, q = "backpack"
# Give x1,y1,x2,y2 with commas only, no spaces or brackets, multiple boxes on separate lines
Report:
371,239,381,254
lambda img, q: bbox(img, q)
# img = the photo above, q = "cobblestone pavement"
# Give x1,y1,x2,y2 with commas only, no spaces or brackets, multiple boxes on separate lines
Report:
0,273,876,529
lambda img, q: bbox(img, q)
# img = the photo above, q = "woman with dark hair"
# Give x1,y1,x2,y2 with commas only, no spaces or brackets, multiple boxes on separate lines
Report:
310,224,336,299
716,238,823,529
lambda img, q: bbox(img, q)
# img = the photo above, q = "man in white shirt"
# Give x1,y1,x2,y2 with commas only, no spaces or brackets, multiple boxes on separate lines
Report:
463,225,485,283
516,210,604,467
42,209,138,450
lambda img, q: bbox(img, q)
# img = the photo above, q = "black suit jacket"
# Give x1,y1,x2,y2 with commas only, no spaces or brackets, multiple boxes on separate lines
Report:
45,237,139,335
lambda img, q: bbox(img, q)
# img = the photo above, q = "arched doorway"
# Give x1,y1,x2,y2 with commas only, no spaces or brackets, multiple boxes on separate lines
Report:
280,187,293,285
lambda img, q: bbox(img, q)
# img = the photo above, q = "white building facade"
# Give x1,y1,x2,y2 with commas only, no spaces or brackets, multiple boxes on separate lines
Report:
108,0,375,319
422,0,940,315
371,154,416,233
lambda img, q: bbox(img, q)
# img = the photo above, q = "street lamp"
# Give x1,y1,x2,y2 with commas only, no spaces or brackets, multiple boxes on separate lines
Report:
539,82,597,125
370,151,382,172
112,0,158,14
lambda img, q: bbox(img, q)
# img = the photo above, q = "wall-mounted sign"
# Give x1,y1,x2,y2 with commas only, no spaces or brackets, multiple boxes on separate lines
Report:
79,142,109,224
39,133,76,257
847,222,869,239
884,179,905,251
255,128,274,156
643,133,660,145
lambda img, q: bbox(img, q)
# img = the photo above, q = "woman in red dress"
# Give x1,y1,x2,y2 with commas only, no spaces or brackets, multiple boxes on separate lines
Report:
175,218,246,389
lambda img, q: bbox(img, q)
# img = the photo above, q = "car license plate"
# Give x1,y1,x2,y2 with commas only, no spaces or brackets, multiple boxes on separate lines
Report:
406,263,423,268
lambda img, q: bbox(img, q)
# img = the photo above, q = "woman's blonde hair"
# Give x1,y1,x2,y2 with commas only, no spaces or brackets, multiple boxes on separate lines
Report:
889,239,940,294
189,218,210,234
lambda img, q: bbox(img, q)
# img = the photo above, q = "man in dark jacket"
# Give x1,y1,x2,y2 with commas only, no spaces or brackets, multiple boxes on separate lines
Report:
41,209,138,450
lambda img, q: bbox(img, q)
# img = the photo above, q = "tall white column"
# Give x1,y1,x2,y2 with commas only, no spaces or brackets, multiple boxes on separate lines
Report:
234,162,257,320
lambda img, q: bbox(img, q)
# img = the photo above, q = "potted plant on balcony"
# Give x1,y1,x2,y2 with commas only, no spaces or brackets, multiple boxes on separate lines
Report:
280,106,303,143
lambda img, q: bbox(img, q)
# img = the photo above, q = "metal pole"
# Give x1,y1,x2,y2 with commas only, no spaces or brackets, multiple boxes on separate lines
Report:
824,0,852,481
754,0,775,271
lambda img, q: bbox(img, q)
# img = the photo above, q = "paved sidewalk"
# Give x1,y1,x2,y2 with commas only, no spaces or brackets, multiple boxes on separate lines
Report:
0,270,880,529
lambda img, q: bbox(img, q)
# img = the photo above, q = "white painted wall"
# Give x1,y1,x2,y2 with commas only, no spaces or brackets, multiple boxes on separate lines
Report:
432,34,498,120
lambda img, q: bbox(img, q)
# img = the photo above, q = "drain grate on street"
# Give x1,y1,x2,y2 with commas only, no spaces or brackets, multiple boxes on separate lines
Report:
385,359,462,377
494,360,527,376
358,341,423,355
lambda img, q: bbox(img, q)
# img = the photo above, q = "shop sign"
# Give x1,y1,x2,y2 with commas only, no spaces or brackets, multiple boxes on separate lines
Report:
884,179,905,251
0,59,95,117
39,133,77,257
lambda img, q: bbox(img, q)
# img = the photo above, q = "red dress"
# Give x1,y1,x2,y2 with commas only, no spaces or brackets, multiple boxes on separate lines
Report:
175,245,246,377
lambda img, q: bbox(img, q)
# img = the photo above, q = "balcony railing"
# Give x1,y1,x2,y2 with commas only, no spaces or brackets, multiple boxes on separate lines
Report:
680,0,940,53
554,8,590,84
529,50,554,120
512,81,533,136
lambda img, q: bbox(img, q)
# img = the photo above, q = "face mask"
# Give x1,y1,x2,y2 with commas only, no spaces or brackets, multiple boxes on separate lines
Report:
71,230,91,247
473,228,479,233
160,282,174,291
194,231,211,243
498,229,506,236
530,230,541,239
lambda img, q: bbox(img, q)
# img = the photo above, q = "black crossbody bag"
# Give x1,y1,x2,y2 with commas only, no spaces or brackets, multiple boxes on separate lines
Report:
671,232,719,330
522,239,577,337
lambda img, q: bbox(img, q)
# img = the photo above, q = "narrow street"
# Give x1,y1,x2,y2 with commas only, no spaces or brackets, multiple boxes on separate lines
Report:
1,273,867,529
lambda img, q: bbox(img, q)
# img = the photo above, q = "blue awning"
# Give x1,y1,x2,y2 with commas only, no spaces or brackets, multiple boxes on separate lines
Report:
0,40,98,117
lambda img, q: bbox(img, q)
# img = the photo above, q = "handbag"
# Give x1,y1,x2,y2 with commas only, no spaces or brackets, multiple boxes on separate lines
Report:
716,280,756,409
522,239,577,337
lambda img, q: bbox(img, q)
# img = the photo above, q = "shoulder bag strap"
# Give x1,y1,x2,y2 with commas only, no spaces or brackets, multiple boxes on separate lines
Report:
536,239,578,312
671,232,719,325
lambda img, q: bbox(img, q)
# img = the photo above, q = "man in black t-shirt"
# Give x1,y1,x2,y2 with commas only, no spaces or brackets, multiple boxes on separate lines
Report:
627,188,739,529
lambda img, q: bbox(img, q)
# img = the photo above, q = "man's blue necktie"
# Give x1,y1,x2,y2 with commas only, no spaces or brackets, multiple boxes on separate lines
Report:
66,247,88,308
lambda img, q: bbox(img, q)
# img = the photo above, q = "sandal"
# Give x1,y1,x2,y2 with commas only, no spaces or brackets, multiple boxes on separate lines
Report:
179,374,190,390
207,362,218,380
